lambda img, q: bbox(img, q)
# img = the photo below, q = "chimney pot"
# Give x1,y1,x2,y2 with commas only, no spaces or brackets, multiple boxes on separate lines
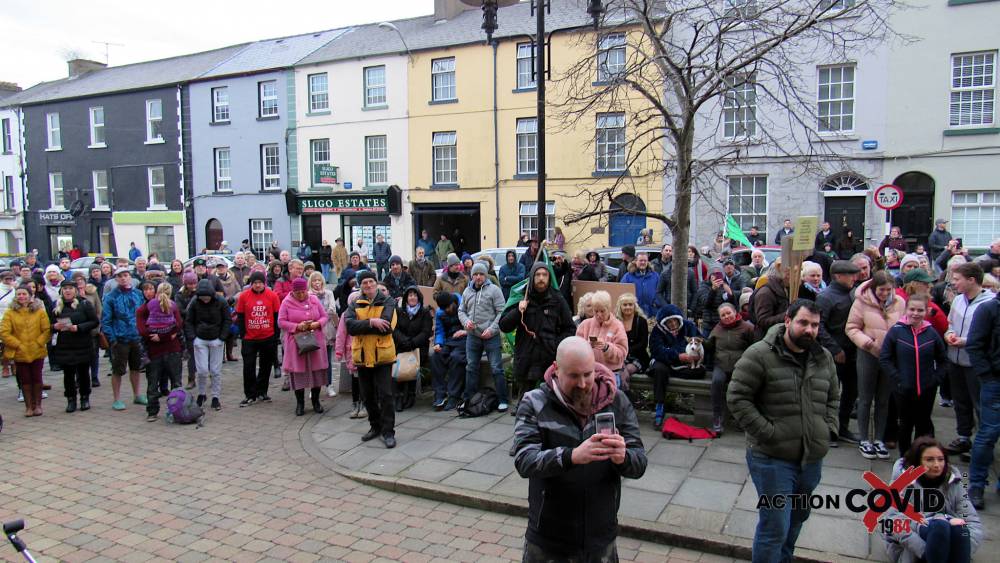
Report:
67,58,107,78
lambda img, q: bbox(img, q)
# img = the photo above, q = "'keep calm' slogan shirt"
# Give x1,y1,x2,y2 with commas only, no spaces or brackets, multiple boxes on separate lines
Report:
236,288,281,340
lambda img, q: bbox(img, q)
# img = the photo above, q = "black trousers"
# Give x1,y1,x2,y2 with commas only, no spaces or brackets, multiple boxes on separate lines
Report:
358,364,394,437
242,338,277,400
146,352,181,416
896,387,937,457
63,362,91,400
649,362,705,404
836,348,859,433
949,361,981,438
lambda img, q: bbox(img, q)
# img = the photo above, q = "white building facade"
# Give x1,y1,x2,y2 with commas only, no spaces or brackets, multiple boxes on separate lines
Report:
0,86,26,254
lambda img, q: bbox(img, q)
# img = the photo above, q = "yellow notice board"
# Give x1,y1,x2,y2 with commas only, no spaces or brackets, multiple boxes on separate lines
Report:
792,216,819,251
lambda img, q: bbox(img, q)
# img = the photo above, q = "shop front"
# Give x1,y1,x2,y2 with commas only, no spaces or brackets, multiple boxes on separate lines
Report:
287,186,404,263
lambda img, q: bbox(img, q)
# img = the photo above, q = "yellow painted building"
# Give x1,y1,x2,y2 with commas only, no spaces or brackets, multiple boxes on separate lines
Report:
406,18,663,255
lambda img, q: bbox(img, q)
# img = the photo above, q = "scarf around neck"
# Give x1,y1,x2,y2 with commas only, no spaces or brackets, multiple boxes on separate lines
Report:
542,362,618,424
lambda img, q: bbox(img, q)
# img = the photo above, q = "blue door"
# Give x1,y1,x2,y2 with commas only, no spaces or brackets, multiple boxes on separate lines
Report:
609,214,646,247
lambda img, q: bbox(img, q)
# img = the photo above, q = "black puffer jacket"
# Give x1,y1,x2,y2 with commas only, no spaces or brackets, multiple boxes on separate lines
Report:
513,370,646,555
49,298,99,366
498,263,575,379
184,279,231,341
393,287,433,362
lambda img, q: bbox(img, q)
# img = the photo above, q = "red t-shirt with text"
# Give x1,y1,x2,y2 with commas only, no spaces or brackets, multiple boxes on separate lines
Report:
236,288,281,340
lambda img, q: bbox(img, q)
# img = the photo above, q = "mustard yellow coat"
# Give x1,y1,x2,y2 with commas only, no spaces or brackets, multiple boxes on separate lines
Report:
0,299,52,362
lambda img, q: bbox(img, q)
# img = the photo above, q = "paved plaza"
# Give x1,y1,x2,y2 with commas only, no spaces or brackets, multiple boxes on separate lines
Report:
0,361,742,563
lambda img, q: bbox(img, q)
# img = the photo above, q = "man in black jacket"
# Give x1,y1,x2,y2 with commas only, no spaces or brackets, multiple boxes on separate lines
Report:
966,291,1000,510
816,260,861,445
551,251,573,306
655,258,697,315
381,256,415,302
513,336,646,561
499,262,575,401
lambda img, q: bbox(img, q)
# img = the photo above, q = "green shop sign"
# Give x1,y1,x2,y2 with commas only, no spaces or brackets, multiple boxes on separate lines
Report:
299,194,389,214
313,164,339,185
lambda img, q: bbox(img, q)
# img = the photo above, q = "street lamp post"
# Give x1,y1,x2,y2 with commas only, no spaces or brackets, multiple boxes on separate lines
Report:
463,0,604,245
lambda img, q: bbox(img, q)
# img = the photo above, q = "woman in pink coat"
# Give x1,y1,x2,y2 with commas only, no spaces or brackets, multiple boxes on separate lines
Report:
575,290,629,383
278,277,328,416
335,290,364,419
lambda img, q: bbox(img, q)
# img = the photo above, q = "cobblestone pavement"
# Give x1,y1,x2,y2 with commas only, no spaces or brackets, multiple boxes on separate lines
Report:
0,360,744,562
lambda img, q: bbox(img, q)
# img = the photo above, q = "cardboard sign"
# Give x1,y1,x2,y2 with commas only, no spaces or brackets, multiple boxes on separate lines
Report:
792,216,818,251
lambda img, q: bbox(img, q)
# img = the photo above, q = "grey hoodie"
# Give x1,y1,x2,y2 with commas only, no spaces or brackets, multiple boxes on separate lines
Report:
458,278,505,337
946,288,995,366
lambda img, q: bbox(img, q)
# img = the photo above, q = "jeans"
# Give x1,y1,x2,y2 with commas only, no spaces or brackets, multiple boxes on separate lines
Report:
949,361,981,439
465,334,507,403
321,263,332,284
710,367,731,422
146,352,181,416
431,342,467,403
835,348,858,433
63,362,92,400
895,387,937,457
358,364,394,436
856,351,890,443
90,338,101,383
746,449,823,563
918,519,972,563
969,379,1000,490
193,337,224,398
241,338,276,400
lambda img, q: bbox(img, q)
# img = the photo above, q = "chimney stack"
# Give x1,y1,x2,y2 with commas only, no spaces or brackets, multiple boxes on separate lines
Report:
434,0,478,21
0,82,21,94
67,59,107,78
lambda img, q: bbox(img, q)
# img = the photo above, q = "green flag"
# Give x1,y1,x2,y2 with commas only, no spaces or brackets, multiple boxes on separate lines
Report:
725,214,754,249
502,248,556,349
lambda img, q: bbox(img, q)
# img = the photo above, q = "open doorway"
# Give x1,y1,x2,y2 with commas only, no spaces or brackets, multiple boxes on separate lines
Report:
412,203,481,256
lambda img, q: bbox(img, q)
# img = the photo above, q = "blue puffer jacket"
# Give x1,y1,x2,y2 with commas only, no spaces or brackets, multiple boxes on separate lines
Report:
649,304,699,366
621,267,661,318
101,285,145,343
498,261,526,297
879,319,947,397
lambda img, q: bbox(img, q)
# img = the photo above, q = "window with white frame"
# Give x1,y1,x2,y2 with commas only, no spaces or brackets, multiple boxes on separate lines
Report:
728,175,768,233
308,73,329,112
259,80,278,117
2,176,14,212
364,66,387,107
951,191,1000,248
46,113,61,149
817,65,855,133
596,113,626,172
212,87,230,122
366,135,388,186
519,201,555,242
950,52,995,127
146,226,175,262
310,139,330,188
516,118,538,175
92,170,109,209
1,119,11,153
148,166,166,208
49,172,64,209
597,33,626,82
516,43,537,89
89,107,106,146
261,144,281,189
431,58,456,102
432,132,457,185
214,148,232,192
250,219,274,258
146,99,163,142
724,0,759,19
723,74,757,138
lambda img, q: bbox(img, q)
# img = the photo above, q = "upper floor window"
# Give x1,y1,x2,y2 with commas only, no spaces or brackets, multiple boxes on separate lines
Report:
49,172,64,209
46,113,61,150
2,176,14,212
261,144,281,189
308,73,329,112
517,43,537,89
212,87,230,123
595,113,626,172
259,80,279,118
214,148,232,192
431,58,456,102
516,118,538,175
1,119,11,153
365,66,387,107
148,166,166,208
950,52,995,127
89,107,106,146
432,132,457,185
728,175,768,233
723,74,757,138
92,170,109,209
366,135,388,186
146,99,163,142
817,64,855,133
597,33,626,82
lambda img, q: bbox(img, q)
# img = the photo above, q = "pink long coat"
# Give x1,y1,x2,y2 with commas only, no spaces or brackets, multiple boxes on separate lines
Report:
278,293,329,373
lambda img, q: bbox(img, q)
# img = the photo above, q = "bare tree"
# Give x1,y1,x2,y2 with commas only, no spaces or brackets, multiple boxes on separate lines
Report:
556,0,907,312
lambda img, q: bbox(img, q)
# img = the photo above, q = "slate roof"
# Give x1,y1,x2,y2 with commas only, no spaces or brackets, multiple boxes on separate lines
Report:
197,27,354,79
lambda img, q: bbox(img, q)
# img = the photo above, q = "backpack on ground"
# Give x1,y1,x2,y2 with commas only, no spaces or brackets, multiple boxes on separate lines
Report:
458,388,499,418
661,416,716,441
165,388,205,427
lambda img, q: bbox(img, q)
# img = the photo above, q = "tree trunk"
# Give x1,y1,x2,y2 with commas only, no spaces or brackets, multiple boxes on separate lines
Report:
669,127,695,315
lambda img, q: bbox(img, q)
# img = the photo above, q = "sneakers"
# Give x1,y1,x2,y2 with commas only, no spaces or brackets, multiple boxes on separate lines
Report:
939,398,953,408
259,395,271,403
712,416,724,435
239,398,256,408
41,391,48,399
944,437,972,455
969,487,985,510
112,400,126,411
497,402,509,413
349,402,364,418
91,378,101,388
196,395,206,407
443,399,457,412
432,398,447,411
211,397,221,411
873,441,890,460
859,441,877,459
134,395,147,405
327,385,337,398
146,414,158,422
653,415,663,430
17,390,23,402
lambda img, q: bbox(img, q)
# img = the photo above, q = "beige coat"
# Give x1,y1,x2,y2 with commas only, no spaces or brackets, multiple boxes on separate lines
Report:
846,279,905,357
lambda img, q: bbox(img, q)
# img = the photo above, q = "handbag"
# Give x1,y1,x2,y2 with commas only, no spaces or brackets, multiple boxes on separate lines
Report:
294,331,320,355
392,350,420,382
98,332,110,350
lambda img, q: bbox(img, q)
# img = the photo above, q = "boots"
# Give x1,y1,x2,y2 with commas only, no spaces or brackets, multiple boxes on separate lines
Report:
80,396,91,411
311,388,324,414
22,383,35,417
66,397,78,413
295,389,305,416
32,384,43,416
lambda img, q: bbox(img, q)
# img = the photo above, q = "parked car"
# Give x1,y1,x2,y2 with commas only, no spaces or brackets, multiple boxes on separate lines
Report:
68,256,133,278
183,254,235,269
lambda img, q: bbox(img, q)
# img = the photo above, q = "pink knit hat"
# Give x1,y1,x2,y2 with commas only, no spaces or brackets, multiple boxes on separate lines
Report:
291,277,308,292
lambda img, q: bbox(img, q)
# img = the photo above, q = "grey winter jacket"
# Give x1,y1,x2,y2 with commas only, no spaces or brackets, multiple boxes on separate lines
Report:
882,458,982,563
458,279,505,337
945,288,994,366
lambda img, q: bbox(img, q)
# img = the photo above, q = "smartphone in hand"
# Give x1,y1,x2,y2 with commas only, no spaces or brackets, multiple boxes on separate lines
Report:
595,412,616,435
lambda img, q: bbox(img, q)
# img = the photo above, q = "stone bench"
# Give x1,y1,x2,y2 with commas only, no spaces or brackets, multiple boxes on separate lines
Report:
629,372,713,427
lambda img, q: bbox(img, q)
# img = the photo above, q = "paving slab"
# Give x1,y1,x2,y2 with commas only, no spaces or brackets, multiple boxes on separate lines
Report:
620,488,670,521
432,440,497,463
671,478,741,512
689,459,748,484
440,470,505,492
401,458,464,483
645,442,705,469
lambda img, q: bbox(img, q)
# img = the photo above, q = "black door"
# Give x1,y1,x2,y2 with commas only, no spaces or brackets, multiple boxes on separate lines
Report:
302,215,323,264
892,172,935,247
824,196,866,255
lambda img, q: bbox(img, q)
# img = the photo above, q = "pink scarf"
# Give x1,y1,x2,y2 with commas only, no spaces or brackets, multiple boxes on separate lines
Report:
543,362,618,424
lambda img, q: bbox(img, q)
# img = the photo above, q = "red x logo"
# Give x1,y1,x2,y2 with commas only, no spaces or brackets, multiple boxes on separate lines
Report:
860,466,927,533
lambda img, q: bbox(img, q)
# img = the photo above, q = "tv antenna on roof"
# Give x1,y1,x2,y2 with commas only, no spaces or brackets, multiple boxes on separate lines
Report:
91,40,124,64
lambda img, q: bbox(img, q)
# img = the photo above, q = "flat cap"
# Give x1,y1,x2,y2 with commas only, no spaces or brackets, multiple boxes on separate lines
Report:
830,260,861,275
